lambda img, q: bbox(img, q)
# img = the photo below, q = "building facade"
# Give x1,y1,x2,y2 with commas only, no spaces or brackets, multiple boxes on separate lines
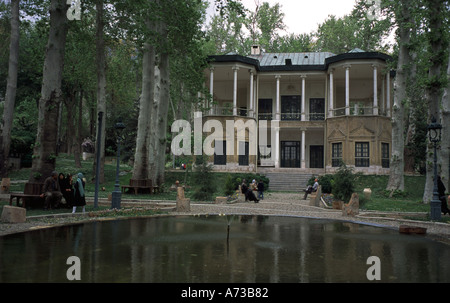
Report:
202,47,394,175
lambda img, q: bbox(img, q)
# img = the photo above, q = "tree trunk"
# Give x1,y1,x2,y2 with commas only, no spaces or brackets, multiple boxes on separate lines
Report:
423,0,447,203
93,0,107,183
29,0,69,183
387,1,412,194
0,0,20,178
73,90,83,168
155,51,170,185
132,40,156,180
440,49,450,191
64,91,76,157
148,64,161,183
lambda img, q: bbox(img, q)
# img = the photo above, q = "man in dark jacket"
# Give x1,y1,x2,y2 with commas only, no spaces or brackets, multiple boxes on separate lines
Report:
41,171,63,210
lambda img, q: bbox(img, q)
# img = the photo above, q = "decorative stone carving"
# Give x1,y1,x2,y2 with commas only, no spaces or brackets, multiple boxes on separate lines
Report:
342,193,359,216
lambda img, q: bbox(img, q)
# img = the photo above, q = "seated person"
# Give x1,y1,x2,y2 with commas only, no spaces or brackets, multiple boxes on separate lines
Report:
303,178,319,200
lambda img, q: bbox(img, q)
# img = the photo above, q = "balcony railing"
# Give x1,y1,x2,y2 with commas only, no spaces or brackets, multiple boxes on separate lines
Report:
331,106,389,117
258,113,325,121
206,106,249,117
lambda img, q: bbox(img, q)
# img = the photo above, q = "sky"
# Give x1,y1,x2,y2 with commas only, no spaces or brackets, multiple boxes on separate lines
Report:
206,0,358,35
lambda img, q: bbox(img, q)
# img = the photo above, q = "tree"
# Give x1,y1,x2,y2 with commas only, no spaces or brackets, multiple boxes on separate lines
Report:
29,0,69,182
94,0,107,183
0,0,20,177
422,0,449,203
386,0,415,194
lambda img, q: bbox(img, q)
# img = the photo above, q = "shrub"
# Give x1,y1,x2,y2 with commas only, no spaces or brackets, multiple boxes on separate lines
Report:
332,164,358,202
307,175,333,193
319,174,334,194
191,155,215,201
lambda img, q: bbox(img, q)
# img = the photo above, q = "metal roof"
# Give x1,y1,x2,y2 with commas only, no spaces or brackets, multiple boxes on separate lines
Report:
250,52,336,66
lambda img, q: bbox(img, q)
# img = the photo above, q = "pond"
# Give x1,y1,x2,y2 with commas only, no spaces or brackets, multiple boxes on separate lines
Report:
0,215,449,283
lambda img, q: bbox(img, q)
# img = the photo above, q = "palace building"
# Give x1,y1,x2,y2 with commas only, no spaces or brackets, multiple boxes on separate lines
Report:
201,46,394,177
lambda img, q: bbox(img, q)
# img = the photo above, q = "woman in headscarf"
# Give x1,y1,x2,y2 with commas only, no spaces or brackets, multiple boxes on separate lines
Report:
72,172,86,213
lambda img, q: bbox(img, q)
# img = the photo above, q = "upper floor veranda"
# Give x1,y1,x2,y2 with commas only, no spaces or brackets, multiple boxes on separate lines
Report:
202,47,395,126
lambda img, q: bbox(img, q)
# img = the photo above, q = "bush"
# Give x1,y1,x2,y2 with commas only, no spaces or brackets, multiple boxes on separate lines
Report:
191,155,215,201
307,175,333,193
331,164,358,202
319,174,334,194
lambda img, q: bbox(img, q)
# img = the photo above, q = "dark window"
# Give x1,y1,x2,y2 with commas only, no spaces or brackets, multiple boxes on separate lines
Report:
258,99,273,120
214,140,227,165
281,95,301,121
355,142,370,167
332,143,343,167
382,143,390,168
309,98,325,121
281,141,300,168
238,141,249,166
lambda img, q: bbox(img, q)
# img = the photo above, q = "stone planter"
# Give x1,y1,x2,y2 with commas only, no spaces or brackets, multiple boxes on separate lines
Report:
332,200,343,210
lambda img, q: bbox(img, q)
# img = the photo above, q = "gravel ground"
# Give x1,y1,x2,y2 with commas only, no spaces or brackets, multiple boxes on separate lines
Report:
1,192,450,244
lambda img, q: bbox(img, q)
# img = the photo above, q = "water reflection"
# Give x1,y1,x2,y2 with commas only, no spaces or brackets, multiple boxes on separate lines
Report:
0,215,449,283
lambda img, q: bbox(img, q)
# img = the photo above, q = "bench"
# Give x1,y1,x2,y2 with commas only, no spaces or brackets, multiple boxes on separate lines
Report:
9,182,44,208
121,179,153,195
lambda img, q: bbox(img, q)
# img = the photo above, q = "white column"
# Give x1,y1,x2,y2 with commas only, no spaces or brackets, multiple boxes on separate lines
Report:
275,126,280,168
209,67,214,115
233,66,239,116
386,71,391,117
275,75,281,120
381,75,385,115
345,65,351,116
301,75,306,121
329,69,334,117
301,130,306,168
373,64,378,115
249,70,254,118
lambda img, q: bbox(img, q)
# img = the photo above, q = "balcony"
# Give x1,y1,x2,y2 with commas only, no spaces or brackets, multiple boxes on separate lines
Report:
331,105,390,117
258,112,325,121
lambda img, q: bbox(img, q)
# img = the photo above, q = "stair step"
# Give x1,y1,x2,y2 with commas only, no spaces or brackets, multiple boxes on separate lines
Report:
264,173,314,192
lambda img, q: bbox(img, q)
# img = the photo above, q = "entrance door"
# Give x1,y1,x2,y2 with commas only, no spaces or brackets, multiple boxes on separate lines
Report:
281,141,300,168
310,146,324,168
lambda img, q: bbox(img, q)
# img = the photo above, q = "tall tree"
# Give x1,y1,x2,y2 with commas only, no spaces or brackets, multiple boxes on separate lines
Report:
94,0,107,183
0,0,19,177
29,0,69,182
386,0,415,194
422,0,449,203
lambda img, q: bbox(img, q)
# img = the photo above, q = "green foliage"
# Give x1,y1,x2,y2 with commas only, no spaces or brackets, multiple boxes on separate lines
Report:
318,175,334,194
331,164,359,202
191,155,216,201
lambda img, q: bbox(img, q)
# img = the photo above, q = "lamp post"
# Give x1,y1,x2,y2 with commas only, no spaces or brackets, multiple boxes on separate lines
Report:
427,116,442,221
111,119,125,209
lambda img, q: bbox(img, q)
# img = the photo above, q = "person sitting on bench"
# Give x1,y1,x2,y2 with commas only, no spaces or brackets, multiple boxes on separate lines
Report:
303,178,319,200
41,171,63,210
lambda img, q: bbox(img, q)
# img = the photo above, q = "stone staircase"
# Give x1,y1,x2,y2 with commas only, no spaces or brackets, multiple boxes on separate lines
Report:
264,172,314,192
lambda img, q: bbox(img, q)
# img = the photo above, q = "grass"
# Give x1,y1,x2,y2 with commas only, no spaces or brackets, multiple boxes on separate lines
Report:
1,153,449,223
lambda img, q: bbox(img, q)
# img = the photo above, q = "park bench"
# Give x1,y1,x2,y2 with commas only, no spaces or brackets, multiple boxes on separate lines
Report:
9,182,45,208
121,179,154,195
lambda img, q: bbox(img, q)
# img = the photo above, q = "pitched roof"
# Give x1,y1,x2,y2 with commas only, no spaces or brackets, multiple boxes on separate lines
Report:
208,49,393,72
249,52,336,66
